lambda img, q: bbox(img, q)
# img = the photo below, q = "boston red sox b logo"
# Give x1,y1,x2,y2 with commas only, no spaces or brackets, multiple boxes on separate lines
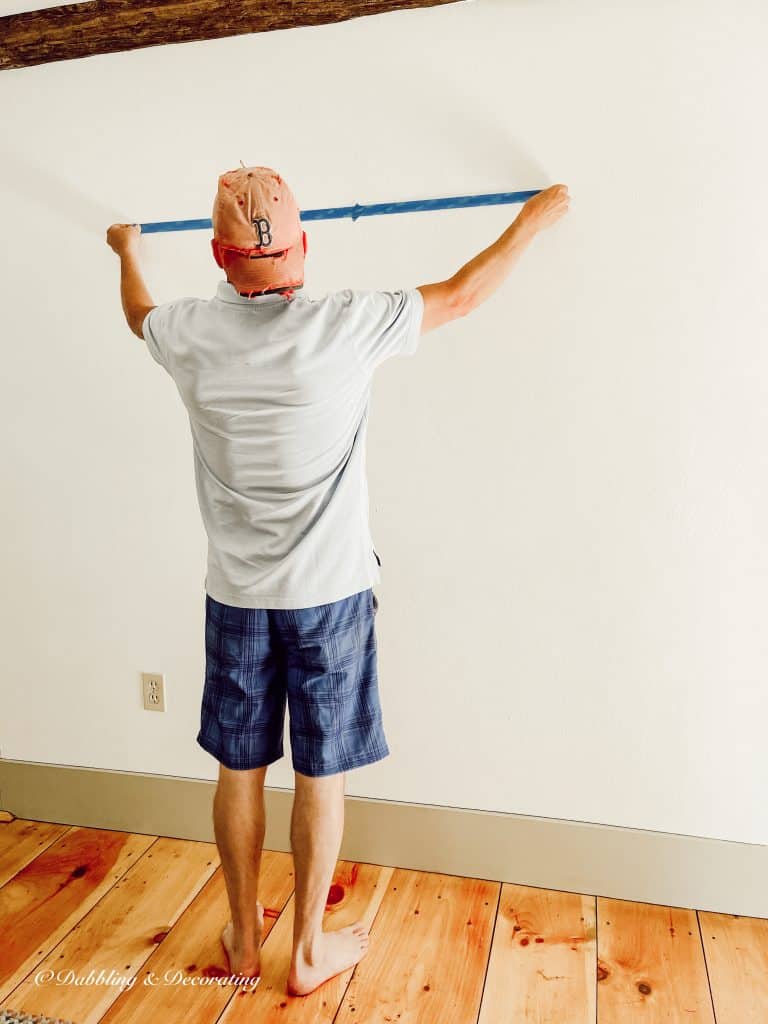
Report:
253,217,272,247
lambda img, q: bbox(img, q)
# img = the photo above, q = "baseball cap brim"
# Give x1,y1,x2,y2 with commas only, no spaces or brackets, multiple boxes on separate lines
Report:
216,241,305,296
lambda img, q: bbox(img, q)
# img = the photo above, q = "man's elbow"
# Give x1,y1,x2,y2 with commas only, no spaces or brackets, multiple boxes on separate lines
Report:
129,304,155,340
417,281,474,334
448,284,475,319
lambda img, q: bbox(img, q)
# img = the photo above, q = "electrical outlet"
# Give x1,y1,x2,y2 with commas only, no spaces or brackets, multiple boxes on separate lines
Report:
141,672,166,712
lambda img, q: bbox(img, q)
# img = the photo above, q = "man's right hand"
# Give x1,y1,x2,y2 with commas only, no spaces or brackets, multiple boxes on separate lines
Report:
518,184,571,233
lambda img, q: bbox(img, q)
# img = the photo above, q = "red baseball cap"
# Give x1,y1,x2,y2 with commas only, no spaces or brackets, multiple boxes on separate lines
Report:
211,165,306,298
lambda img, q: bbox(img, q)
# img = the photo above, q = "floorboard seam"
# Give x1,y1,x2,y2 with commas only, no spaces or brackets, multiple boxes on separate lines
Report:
696,910,719,1023
474,880,503,1023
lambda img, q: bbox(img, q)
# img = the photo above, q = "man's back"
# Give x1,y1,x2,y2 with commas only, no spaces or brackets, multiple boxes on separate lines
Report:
143,280,423,609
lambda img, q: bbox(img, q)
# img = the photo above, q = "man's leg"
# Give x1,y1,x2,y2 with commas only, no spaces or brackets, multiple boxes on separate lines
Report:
214,762,268,977
286,770,369,997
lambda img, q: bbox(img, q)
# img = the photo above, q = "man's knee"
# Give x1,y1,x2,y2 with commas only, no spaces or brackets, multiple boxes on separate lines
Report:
216,763,269,791
294,768,346,785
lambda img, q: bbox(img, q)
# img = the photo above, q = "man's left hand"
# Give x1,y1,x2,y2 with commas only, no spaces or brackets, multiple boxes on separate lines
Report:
107,223,141,257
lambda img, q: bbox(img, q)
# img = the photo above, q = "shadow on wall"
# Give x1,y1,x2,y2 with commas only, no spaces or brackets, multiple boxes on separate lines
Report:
415,73,550,191
0,92,547,247
0,148,124,236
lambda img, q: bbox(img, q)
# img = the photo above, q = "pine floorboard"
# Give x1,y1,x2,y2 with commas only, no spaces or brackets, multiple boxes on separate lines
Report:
595,897,715,1021
478,883,596,1023
698,910,768,1024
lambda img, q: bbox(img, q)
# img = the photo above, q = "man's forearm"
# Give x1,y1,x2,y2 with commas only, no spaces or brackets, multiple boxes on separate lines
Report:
119,250,155,336
450,214,538,315
417,186,568,334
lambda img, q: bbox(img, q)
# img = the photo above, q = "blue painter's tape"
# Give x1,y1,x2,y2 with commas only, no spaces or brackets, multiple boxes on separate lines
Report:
139,189,543,234
140,218,213,233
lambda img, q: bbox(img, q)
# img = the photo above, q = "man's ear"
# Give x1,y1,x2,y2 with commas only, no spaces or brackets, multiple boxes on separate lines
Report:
211,238,224,269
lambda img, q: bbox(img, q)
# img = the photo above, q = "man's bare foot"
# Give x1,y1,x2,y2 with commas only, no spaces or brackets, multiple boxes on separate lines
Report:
221,900,265,978
287,921,370,997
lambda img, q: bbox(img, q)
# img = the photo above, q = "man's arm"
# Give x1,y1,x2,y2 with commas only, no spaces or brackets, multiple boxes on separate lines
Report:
106,223,156,339
416,184,571,335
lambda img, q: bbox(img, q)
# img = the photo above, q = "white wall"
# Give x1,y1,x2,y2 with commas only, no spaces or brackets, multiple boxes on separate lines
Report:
2,0,767,844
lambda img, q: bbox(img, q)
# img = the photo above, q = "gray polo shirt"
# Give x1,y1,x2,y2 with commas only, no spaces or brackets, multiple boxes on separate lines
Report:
142,279,424,609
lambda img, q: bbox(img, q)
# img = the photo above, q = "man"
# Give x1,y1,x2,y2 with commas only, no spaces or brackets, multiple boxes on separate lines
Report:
106,167,569,996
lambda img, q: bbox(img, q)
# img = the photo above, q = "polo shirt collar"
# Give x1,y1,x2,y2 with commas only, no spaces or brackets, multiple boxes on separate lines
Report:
215,280,292,306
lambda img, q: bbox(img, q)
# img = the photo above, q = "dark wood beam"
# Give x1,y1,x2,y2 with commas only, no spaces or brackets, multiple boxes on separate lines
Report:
0,0,465,71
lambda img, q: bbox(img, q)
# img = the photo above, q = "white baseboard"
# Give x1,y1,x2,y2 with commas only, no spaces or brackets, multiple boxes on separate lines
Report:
1,759,765,917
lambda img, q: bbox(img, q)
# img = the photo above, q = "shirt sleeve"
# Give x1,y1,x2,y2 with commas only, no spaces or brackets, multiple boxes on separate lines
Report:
341,288,424,374
142,303,174,372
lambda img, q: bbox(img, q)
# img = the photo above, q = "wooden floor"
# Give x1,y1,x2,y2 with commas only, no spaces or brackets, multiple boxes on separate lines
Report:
0,818,766,1023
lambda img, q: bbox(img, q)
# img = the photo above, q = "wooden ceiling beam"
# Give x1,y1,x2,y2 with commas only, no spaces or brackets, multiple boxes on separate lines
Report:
1,0,465,72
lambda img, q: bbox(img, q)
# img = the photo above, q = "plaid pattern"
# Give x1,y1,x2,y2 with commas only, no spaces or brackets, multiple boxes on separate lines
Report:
197,587,387,776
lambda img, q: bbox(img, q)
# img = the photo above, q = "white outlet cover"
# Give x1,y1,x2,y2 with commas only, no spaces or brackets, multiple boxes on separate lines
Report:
141,672,166,712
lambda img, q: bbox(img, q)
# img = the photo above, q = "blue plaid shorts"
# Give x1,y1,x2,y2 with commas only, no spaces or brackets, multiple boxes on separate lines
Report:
196,587,387,777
